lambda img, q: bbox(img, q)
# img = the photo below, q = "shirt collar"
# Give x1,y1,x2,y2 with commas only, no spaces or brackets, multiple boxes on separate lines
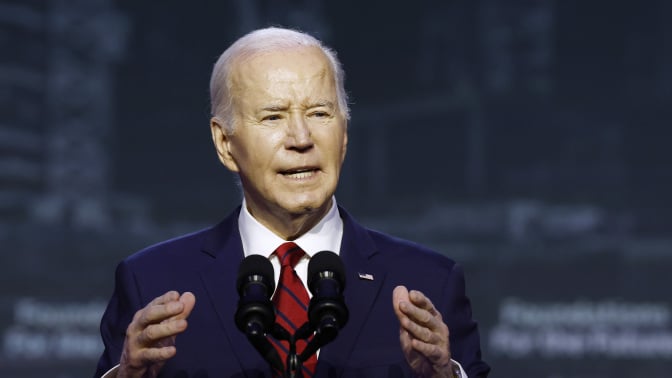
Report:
238,197,343,258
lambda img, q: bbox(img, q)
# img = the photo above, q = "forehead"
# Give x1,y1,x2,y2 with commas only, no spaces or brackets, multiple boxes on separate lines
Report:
230,46,335,99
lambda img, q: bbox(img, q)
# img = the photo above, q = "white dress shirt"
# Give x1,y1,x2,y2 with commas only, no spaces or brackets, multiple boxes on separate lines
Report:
238,197,343,294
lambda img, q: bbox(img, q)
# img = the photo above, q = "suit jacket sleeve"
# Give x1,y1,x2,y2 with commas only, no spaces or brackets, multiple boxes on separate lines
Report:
441,263,489,377
94,261,142,378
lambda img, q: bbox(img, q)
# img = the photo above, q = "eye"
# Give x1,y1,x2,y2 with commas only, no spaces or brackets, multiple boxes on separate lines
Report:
262,114,282,121
310,111,330,118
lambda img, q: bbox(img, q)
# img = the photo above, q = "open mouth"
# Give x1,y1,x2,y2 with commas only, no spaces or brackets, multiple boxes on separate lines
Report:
280,168,319,179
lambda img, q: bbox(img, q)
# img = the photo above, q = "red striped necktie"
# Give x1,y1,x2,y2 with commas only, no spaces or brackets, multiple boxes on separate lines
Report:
270,242,317,376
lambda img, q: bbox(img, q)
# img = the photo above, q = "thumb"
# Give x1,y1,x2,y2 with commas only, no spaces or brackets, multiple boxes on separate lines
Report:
392,285,410,315
176,292,196,320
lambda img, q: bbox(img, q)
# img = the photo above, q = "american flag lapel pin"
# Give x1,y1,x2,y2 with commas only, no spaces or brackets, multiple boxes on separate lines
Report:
358,272,374,281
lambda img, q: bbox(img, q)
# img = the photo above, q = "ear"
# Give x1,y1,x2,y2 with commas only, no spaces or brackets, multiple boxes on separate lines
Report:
210,117,240,173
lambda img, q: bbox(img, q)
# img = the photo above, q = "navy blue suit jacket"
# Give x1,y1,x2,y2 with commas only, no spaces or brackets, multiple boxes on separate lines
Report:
95,207,490,377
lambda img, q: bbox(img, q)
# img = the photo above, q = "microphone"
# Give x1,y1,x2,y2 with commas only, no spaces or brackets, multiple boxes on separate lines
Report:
235,255,283,372
299,251,348,360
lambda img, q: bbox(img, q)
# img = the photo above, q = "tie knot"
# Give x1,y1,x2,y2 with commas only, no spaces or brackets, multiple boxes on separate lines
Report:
275,242,305,269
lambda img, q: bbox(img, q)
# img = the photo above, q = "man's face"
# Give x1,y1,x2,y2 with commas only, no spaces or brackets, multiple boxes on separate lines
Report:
212,46,348,230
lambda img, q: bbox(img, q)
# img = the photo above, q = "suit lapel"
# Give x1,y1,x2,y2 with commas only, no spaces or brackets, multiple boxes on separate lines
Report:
198,207,272,376
317,207,386,376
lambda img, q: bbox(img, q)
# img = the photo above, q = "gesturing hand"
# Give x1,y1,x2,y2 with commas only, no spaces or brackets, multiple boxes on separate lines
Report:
393,286,454,378
118,291,196,378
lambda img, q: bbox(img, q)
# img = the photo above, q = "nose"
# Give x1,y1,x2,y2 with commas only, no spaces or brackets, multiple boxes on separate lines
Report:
285,114,313,151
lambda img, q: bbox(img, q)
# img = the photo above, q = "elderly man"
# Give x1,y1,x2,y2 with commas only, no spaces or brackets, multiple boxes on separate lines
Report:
95,27,490,378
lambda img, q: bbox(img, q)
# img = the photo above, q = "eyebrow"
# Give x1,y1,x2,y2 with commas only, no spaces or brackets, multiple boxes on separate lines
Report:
307,100,335,109
260,101,335,112
261,104,289,112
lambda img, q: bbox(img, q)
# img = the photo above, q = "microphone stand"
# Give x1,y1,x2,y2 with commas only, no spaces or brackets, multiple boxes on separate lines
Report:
242,322,284,374
270,322,317,378
298,316,340,363
273,317,342,378
286,332,301,378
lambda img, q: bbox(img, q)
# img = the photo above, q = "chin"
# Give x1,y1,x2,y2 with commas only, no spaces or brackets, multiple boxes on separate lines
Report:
286,198,331,215
291,203,318,214
299,205,316,213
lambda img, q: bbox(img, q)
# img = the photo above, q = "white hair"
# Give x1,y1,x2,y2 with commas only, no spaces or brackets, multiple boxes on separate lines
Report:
209,27,350,132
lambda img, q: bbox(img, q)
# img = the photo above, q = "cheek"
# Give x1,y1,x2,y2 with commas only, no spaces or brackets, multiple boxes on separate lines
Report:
236,133,278,162
254,131,286,153
332,136,347,162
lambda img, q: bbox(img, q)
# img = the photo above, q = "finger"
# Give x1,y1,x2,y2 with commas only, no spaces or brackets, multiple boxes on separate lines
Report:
399,311,438,344
395,287,446,345
399,300,435,327
411,338,444,359
136,344,178,363
137,319,189,345
129,301,185,339
401,292,446,333
399,329,416,360
150,290,180,306
400,301,449,341
161,292,196,323
396,288,440,338
132,291,180,327
120,344,176,373
142,300,186,326
410,338,451,366
409,290,439,316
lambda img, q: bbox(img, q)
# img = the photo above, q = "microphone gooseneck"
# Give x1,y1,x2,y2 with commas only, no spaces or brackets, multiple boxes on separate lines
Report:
235,255,283,373
300,250,349,361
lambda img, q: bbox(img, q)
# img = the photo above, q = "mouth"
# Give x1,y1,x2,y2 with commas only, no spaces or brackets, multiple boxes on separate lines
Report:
279,167,320,180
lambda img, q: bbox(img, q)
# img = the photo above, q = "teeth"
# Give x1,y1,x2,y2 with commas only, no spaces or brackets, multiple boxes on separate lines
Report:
283,170,315,179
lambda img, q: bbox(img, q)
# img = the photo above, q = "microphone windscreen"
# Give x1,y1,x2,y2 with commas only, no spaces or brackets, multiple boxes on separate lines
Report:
236,255,275,295
308,251,345,292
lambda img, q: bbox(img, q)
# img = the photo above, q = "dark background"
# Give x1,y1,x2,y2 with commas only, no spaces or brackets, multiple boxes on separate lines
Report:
1,0,671,376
